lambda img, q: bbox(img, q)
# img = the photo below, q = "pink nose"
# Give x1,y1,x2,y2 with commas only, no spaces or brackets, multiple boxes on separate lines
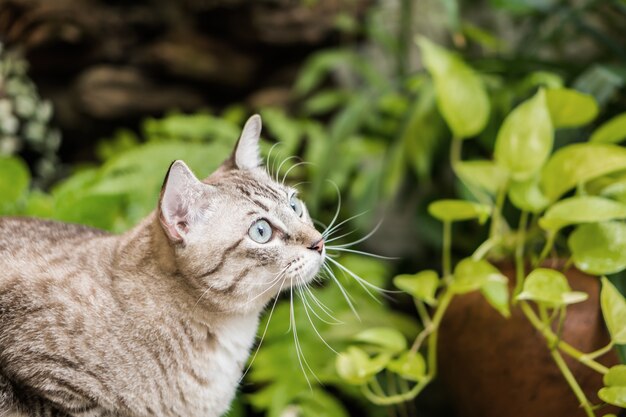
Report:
308,238,324,255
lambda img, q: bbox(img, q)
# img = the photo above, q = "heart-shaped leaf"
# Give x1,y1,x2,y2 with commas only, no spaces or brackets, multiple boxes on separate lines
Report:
545,88,598,129
454,160,508,195
516,268,588,307
451,258,506,294
417,37,490,139
428,200,491,224
508,176,550,213
591,113,626,144
353,327,407,354
481,277,511,318
394,270,439,305
541,144,626,201
601,277,626,344
494,89,553,181
539,196,626,233
569,222,626,275
387,351,426,382
599,365,626,407
336,346,390,385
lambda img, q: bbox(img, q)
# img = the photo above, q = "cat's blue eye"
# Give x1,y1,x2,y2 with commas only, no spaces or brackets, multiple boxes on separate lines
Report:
249,219,272,243
290,195,303,217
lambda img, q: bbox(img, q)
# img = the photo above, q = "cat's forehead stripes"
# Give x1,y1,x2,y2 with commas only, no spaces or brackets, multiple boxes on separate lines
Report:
217,171,289,206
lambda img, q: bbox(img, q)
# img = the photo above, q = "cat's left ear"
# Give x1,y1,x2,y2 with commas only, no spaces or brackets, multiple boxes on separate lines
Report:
158,160,207,244
229,114,262,171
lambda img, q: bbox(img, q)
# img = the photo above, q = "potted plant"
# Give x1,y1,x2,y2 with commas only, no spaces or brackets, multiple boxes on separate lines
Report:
335,37,626,417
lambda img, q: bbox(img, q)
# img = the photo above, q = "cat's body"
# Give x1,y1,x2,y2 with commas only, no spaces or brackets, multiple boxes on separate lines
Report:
0,116,325,417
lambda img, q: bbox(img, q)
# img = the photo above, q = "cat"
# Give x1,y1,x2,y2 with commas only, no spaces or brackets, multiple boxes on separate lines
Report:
0,115,326,417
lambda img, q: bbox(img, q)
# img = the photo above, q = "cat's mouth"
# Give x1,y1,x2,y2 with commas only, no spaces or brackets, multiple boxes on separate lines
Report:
285,255,323,288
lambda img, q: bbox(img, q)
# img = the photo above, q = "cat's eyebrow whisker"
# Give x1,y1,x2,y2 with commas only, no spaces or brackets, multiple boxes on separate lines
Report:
322,180,342,236
296,285,339,354
322,263,360,321
276,156,299,183
313,219,328,230
325,246,399,260
265,141,282,177
239,275,288,384
282,161,313,185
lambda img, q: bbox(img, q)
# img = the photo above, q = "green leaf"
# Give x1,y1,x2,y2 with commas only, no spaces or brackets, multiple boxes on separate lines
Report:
353,327,407,353
539,196,626,233
591,113,626,144
451,258,506,295
516,268,588,306
494,89,553,181
545,88,598,129
541,144,626,201
569,222,626,275
481,277,511,318
454,160,507,195
393,270,439,305
417,37,490,139
335,346,390,385
387,351,426,381
601,278,626,344
599,365,626,407
428,199,491,223
0,156,30,210
508,177,549,213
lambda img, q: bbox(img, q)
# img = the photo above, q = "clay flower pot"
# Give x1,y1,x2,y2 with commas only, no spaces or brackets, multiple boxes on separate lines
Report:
437,263,620,417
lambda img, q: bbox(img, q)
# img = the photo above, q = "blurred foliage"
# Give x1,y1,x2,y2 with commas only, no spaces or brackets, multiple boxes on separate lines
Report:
1,0,626,416
0,43,61,187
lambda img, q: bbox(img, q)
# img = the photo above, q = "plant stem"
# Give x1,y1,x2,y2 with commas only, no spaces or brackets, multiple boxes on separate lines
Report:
584,341,615,361
369,290,454,405
443,221,452,280
549,349,597,417
513,211,529,301
489,185,507,244
537,231,556,266
520,301,609,374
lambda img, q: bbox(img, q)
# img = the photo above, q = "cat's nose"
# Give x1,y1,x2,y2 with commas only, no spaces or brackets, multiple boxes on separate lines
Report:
308,237,324,255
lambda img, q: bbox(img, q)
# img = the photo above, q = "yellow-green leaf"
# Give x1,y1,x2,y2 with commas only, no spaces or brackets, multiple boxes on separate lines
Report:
428,199,491,224
591,113,626,144
569,222,626,275
601,278,626,344
353,327,407,353
393,270,439,305
545,88,598,129
494,89,553,181
451,258,506,294
516,268,588,307
508,176,550,213
539,196,626,233
387,351,426,382
541,144,626,201
417,37,490,139
455,160,508,195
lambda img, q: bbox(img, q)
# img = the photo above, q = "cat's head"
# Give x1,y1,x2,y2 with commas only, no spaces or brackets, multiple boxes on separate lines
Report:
157,115,324,314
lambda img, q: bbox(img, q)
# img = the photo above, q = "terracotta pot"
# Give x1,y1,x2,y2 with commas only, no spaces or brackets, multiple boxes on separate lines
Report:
437,263,620,417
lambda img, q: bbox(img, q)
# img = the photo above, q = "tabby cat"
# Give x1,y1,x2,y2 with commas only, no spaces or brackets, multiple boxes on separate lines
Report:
0,115,325,417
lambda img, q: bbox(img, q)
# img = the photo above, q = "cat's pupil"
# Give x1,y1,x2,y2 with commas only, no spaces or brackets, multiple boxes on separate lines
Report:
258,224,266,235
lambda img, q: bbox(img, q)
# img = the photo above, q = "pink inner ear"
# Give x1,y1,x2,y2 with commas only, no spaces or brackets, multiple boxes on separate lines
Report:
159,212,184,243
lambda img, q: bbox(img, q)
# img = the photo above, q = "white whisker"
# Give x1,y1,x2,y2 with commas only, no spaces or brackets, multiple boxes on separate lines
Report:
296,285,339,354
239,275,288,383
323,210,370,239
330,218,384,248
326,246,399,260
282,161,312,185
322,263,360,320
326,257,399,296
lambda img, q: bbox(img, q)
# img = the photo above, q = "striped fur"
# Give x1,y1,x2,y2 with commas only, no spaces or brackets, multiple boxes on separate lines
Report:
0,116,324,417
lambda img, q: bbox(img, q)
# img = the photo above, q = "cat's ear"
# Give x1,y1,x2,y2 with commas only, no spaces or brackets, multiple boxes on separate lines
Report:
158,160,206,244
229,114,262,171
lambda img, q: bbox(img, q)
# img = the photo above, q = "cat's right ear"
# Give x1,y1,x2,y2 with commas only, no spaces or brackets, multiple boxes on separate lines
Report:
158,160,206,244
221,114,262,171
